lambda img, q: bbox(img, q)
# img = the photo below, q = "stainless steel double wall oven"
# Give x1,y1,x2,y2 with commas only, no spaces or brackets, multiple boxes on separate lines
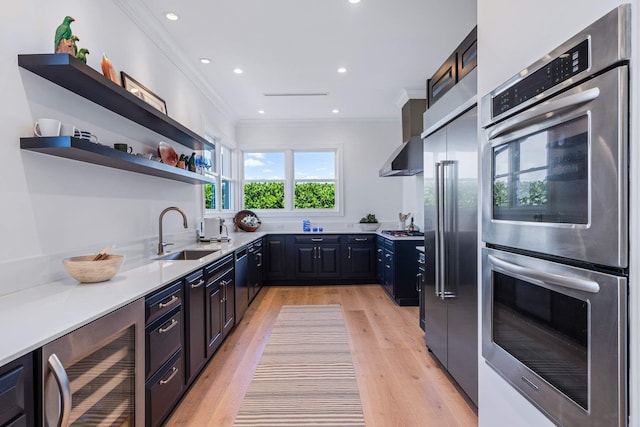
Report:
480,5,630,426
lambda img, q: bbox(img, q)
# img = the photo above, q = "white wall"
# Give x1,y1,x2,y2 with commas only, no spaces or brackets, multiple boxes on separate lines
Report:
236,120,411,230
477,1,638,427
0,0,235,295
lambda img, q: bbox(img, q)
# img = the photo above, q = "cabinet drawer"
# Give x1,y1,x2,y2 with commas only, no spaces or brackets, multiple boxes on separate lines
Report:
146,350,184,427
384,238,394,251
294,235,340,244
185,269,205,290
146,308,182,378
5,413,27,427
346,235,375,244
205,254,234,277
0,353,33,427
145,281,183,324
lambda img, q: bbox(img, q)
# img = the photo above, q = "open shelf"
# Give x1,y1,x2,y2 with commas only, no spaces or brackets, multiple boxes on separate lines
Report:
21,137,216,185
18,54,212,151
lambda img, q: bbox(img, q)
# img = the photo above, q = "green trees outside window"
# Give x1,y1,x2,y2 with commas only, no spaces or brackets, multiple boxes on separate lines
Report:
244,182,285,209
294,182,335,208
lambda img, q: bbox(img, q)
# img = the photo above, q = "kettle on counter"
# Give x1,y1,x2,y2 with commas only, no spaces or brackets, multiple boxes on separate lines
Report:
407,217,420,232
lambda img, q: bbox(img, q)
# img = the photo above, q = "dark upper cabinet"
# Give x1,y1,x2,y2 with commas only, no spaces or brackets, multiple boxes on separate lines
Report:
0,353,34,427
428,52,457,108
427,26,478,109
457,26,477,82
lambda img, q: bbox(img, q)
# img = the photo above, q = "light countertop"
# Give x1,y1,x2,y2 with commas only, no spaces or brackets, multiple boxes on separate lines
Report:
0,231,265,366
0,229,424,366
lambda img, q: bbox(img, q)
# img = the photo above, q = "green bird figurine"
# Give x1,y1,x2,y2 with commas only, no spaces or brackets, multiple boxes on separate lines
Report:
76,48,89,64
54,16,75,52
70,35,79,55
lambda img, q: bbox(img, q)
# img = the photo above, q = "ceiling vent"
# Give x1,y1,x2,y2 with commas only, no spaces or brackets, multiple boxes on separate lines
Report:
263,92,329,97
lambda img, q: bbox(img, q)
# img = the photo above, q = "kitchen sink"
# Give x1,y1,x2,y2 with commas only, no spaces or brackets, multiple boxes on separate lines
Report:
156,249,219,261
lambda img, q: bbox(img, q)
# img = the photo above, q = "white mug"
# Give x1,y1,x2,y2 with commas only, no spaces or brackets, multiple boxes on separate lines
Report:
60,123,78,137
33,118,61,137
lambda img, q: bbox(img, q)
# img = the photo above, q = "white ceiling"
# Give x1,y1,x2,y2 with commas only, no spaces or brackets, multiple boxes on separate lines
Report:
137,0,476,122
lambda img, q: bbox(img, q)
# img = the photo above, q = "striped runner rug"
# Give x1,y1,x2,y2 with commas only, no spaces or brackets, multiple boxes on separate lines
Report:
233,304,366,427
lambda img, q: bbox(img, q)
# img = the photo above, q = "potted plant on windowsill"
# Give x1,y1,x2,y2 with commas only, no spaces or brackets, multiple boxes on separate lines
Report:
358,213,379,231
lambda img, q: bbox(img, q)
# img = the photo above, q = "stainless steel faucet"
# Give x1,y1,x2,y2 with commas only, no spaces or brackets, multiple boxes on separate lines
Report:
158,207,188,255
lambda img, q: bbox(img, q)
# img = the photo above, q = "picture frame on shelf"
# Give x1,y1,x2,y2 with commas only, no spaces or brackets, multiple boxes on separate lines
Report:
120,72,167,114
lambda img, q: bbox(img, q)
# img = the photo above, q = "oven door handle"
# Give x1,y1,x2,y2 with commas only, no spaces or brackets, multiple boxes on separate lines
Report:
488,254,600,293
487,87,600,140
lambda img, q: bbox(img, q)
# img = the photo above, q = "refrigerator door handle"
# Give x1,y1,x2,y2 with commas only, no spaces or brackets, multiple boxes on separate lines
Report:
435,162,446,298
441,160,458,300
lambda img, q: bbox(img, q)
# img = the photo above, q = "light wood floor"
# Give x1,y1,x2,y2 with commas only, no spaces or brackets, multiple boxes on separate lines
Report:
166,285,478,427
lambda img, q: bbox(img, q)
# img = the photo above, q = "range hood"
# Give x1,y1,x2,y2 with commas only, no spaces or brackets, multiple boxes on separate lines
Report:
379,98,426,176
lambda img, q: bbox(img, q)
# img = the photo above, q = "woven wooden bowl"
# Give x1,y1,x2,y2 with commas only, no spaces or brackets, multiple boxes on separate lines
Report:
234,210,261,232
63,254,124,283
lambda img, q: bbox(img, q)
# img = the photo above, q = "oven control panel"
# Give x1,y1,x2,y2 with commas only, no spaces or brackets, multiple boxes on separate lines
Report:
492,39,589,117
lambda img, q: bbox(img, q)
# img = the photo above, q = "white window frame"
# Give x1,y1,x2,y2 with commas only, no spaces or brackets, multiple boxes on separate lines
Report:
203,135,235,215
240,147,343,218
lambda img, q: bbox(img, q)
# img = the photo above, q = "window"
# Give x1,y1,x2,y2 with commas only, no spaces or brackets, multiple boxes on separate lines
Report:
204,137,235,213
243,152,285,209
294,151,335,209
242,150,338,211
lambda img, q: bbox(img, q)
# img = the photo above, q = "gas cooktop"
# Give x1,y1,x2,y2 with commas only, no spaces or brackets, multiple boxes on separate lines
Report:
381,230,424,237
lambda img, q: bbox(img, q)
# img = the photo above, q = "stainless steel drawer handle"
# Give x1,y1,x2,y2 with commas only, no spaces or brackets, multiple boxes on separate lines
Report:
355,238,368,242
159,318,178,334
160,366,179,385
311,238,323,242
48,353,72,427
191,279,205,288
158,295,178,308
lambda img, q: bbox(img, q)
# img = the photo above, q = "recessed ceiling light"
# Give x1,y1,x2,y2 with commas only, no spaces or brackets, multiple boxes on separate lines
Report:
258,110,265,114
200,58,211,64
165,12,179,21
348,0,361,4
233,68,243,74
337,67,347,73
332,109,340,114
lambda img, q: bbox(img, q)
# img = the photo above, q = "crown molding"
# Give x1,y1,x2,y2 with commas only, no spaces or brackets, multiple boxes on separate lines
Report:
394,87,426,108
112,0,238,126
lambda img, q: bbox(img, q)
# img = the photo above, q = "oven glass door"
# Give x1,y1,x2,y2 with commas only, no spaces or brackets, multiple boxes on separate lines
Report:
482,66,628,267
492,115,587,224
482,248,626,426
493,266,588,409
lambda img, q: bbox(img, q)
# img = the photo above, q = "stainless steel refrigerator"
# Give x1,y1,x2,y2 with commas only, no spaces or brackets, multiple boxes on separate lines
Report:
423,67,478,405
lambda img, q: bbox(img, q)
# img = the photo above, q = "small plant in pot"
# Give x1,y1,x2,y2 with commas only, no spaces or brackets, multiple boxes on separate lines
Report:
358,213,379,231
